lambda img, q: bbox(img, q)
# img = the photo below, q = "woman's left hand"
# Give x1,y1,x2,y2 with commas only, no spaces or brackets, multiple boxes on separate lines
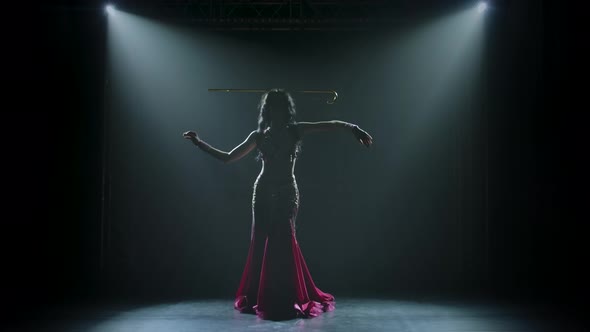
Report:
352,126,373,148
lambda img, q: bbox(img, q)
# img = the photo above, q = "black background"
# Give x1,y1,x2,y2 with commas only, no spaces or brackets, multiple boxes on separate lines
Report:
4,0,586,323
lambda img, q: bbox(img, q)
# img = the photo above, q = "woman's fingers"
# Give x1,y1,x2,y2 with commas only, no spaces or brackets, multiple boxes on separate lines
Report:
361,134,372,147
182,131,197,138
356,130,373,147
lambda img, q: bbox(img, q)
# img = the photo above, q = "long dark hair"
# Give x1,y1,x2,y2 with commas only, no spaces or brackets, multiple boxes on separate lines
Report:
256,88,296,131
256,88,301,159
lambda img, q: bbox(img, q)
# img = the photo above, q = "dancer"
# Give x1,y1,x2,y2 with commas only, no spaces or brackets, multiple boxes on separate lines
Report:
183,89,372,320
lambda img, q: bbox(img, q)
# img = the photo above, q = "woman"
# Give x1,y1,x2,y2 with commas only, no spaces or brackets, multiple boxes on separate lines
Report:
183,89,373,320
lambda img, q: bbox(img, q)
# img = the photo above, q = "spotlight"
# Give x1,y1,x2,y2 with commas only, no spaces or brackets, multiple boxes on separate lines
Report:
105,4,115,14
477,1,488,13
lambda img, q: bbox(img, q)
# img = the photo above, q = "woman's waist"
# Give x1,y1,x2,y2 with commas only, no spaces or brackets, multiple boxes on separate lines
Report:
254,173,297,187
253,175,299,200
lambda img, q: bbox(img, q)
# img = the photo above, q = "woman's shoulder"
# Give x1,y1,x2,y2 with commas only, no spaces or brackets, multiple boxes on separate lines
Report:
251,128,268,143
287,123,302,140
289,122,308,134
289,122,301,139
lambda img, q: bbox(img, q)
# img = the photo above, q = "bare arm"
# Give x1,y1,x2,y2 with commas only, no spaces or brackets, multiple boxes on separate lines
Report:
296,120,373,147
183,130,258,164
296,120,353,134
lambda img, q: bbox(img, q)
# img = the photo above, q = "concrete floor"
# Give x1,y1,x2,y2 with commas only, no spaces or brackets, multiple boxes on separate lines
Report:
15,298,584,332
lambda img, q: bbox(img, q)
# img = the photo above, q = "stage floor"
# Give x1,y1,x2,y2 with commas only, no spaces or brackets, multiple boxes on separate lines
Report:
16,298,583,331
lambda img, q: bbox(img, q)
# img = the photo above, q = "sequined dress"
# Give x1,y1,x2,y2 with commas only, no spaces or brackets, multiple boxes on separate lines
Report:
233,124,335,320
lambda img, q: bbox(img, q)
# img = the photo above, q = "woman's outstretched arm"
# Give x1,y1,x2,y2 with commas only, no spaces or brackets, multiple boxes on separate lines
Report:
296,120,373,147
183,130,257,164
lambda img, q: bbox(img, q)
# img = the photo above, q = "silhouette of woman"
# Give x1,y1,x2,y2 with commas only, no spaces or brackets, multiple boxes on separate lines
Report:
183,89,373,320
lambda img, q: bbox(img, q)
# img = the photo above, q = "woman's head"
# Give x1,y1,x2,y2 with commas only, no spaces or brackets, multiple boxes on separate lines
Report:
257,88,296,131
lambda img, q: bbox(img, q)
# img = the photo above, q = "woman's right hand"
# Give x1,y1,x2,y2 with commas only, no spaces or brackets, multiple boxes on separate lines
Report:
183,130,200,145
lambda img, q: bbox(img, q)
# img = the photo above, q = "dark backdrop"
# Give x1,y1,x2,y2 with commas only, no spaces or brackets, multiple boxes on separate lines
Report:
5,0,586,321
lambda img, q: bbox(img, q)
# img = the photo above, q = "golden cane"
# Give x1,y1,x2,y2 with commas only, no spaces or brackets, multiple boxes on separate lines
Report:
208,89,338,104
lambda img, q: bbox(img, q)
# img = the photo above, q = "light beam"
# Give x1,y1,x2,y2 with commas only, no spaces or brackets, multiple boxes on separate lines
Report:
477,2,488,14
105,4,115,15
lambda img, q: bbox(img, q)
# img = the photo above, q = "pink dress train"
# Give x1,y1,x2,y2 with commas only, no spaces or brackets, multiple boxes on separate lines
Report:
233,175,335,320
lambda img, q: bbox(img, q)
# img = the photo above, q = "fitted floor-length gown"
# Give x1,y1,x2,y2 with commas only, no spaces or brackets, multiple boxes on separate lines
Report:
234,124,335,320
